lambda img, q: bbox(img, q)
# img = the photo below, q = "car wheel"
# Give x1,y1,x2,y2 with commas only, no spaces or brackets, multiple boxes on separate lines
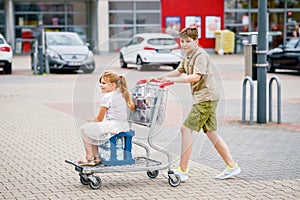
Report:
82,63,95,74
136,56,144,71
120,53,127,68
4,62,12,74
267,58,275,73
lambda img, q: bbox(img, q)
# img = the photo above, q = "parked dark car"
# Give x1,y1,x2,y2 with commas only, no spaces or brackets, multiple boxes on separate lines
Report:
31,32,95,73
267,38,300,73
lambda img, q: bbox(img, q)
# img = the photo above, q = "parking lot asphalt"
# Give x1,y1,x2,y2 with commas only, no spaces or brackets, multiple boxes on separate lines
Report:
0,54,299,199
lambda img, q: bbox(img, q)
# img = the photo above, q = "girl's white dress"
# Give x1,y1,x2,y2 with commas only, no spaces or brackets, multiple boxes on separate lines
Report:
80,91,130,145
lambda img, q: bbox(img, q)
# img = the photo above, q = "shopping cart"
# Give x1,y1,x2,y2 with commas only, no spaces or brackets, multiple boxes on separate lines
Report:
65,79,181,189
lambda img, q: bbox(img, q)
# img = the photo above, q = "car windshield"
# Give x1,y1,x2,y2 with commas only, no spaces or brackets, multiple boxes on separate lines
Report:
286,39,298,49
148,38,176,45
0,38,4,44
47,34,84,46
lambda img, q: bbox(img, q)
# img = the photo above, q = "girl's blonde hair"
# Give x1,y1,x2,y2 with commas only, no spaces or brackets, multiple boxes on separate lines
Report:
100,70,134,109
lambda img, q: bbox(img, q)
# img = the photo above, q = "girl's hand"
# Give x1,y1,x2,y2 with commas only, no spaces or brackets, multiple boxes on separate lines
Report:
129,103,135,110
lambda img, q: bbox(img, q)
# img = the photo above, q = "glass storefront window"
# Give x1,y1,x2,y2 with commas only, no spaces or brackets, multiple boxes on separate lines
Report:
14,1,91,54
109,2,133,10
110,27,134,38
109,13,133,25
0,13,4,26
0,0,5,36
0,13,4,36
40,3,65,12
136,1,160,10
135,26,161,34
225,0,248,9
249,0,300,9
43,14,65,26
109,1,160,52
225,12,248,24
288,0,300,8
136,13,160,24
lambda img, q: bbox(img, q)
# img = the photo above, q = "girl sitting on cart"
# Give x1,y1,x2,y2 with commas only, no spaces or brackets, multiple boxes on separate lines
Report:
78,70,135,166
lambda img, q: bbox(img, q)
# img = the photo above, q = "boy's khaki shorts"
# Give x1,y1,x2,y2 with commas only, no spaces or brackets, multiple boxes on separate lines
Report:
183,100,218,133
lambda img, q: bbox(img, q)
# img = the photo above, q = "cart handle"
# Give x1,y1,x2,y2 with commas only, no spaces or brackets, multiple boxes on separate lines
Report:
136,79,174,88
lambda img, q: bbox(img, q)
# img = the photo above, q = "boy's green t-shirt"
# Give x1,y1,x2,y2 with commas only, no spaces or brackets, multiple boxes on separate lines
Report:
176,47,219,104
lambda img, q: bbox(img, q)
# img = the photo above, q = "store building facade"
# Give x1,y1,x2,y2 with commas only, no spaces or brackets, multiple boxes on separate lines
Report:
2,0,300,55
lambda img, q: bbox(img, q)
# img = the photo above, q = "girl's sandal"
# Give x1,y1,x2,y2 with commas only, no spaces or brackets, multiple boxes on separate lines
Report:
94,155,101,165
77,157,96,166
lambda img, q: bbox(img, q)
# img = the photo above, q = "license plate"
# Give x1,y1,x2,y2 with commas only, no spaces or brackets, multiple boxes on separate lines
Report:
67,61,81,66
157,49,171,53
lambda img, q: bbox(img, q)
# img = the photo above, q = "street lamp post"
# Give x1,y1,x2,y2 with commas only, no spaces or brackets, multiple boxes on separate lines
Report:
37,14,44,74
257,0,268,123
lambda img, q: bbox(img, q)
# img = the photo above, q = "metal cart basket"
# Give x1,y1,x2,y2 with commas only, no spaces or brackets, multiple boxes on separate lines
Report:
65,79,181,189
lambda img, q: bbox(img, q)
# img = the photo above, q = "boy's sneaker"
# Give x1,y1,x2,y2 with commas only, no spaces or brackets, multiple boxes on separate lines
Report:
215,163,241,180
162,166,189,182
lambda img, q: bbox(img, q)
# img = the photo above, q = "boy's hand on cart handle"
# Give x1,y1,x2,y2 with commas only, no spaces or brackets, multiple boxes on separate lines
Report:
161,76,174,83
146,77,161,83
161,76,169,82
160,78,174,88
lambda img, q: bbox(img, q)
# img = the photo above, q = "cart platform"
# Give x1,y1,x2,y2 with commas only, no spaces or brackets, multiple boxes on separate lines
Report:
66,156,162,174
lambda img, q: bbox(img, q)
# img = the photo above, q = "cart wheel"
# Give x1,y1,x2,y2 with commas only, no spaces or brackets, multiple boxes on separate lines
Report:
168,174,181,187
89,176,102,190
80,175,90,185
147,170,159,179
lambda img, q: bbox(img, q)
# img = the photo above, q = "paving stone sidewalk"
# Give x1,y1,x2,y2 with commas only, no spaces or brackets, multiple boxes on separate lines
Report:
0,54,299,199
0,88,299,199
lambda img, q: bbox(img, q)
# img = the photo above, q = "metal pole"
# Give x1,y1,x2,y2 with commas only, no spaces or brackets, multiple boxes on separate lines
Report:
38,14,44,74
256,0,268,123
268,76,281,124
283,0,287,45
248,0,252,31
242,76,254,125
33,40,38,74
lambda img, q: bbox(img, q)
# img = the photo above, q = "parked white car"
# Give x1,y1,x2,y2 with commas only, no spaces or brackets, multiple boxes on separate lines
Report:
0,34,13,74
120,33,182,71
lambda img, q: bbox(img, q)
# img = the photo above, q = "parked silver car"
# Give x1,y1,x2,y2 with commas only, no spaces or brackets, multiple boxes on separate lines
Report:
31,32,95,73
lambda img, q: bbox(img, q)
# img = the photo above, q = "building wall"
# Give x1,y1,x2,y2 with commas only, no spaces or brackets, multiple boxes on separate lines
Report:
97,0,109,54
3,0,300,55
161,0,224,49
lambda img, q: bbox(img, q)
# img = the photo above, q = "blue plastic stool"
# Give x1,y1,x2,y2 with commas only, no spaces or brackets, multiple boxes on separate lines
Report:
99,130,135,166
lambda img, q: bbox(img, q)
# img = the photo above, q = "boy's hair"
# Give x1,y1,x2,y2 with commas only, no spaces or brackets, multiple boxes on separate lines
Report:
179,27,198,40
100,70,134,109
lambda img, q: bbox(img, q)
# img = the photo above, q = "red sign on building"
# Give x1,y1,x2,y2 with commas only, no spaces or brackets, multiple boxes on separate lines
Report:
161,0,224,49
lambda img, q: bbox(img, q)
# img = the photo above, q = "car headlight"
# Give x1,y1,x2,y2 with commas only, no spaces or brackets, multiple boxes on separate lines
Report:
87,50,94,59
47,49,60,60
